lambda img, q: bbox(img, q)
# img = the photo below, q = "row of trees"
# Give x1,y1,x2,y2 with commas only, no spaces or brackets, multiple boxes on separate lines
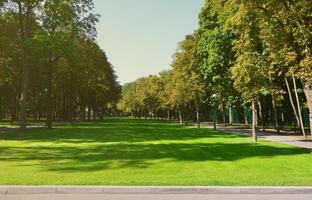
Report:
0,0,121,130
119,0,312,141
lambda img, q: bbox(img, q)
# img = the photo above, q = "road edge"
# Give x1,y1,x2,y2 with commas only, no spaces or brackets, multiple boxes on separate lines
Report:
1,186,312,195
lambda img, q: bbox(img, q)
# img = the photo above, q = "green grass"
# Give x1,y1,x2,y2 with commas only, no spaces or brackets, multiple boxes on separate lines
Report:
0,118,311,186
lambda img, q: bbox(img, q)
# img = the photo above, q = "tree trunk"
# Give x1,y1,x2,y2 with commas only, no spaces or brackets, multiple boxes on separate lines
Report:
68,72,74,123
213,107,217,130
221,102,227,127
303,84,312,136
271,94,279,133
93,107,96,121
19,41,29,131
255,106,258,130
196,105,200,128
87,106,91,121
46,60,53,128
179,110,183,124
229,107,233,125
93,93,97,121
292,75,306,137
18,2,30,131
244,107,249,125
285,77,301,131
257,101,265,131
82,106,86,121
281,111,285,130
252,100,257,142
244,114,248,125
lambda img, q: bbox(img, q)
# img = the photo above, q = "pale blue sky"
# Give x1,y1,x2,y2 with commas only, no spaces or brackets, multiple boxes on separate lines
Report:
93,0,205,84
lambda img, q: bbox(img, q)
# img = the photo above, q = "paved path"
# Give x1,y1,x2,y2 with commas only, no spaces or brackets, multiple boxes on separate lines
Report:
199,123,312,149
2,194,312,200
262,135,312,149
220,128,312,149
0,126,44,133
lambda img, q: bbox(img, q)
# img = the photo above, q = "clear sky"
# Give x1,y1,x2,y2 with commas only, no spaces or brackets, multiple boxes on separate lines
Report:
93,0,205,84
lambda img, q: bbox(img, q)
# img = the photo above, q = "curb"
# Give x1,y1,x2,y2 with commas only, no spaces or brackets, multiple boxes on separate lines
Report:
1,186,312,195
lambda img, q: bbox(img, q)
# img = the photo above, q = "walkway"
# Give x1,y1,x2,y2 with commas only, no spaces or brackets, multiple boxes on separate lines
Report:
0,126,44,133
199,123,312,149
262,135,312,149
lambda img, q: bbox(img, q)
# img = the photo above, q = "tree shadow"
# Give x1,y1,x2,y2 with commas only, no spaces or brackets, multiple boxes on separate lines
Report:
0,119,238,143
0,142,309,173
0,118,310,173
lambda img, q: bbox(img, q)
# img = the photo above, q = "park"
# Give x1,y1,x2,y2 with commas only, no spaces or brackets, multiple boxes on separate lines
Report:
0,0,312,199
1,118,312,186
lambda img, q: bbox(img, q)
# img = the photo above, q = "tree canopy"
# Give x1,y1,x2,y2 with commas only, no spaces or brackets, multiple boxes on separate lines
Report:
118,0,312,140
0,0,121,128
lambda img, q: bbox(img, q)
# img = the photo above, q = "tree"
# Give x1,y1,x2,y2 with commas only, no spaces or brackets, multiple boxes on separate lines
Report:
197,1,236,127
0,0,120,127
2,0,42,130
233,0,312,136
36,0,99,128
0,10,21,122
226,1,270,142
170,34,204,127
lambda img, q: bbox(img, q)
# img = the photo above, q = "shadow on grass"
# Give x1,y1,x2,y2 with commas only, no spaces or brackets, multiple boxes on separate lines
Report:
0,118,310,172
0,119,238,143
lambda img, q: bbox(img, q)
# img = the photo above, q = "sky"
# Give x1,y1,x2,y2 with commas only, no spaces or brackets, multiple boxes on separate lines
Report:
93,0,205,84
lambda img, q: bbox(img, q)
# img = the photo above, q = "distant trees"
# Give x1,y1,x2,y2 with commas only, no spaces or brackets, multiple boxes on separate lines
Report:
0,0,121,129
119,35,205,126
118,0,311,140
118,76,163,119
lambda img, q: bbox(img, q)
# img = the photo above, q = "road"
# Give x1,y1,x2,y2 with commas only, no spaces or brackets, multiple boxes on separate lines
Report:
2,194,312,200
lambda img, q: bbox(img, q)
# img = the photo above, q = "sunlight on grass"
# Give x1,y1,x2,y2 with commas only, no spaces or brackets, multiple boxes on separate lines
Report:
0,118,311,186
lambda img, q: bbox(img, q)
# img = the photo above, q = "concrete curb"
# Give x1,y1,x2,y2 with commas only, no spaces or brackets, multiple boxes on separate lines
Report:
1,186,312,195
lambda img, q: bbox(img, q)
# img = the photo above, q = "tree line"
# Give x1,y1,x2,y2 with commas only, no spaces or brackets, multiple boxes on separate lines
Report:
0,0,121,130
118,0,312,141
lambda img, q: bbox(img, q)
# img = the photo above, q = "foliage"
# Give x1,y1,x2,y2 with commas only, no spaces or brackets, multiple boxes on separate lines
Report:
0,0,120,124
119,34,204,119
118,0,312,134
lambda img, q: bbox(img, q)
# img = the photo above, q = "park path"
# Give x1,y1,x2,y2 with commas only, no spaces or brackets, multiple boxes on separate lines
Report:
0,122,70,133
198,123,312,149
0,126,44,133
262,135,312,149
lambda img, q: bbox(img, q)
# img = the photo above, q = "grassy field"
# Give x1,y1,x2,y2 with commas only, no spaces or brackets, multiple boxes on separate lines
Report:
0,118,311,186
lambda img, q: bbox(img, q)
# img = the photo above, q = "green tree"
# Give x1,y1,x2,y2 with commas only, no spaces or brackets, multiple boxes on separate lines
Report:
197,1,236,126
36,0,99,128
170,34,204,127
2,0,42,130
0,0,120,127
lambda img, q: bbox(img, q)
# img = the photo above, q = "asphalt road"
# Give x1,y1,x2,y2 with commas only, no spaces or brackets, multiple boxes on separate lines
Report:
2,194,312,200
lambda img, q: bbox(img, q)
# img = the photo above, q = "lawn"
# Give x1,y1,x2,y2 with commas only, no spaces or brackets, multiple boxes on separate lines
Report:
0,118,311,186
